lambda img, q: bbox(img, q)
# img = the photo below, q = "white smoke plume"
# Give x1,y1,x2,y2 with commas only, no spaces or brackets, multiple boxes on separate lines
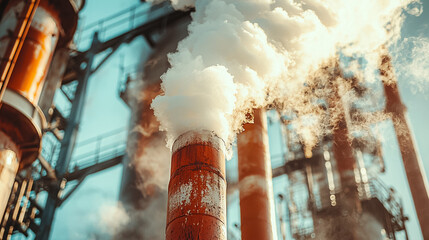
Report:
89,202,130,239
151,0,421,150
89,198,168,240
107,18,191,240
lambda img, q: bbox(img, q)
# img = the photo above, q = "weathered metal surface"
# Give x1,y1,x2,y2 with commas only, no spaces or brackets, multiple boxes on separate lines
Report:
380,53,429,239
0,0,39,102
237,109,277,240
4,0,60,104
166,131,226,240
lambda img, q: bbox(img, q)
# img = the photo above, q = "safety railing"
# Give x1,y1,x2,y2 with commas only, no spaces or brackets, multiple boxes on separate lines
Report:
74,1,172,50
292,227,315,240
40,132,61,165
288,176,406,238
68,127,128,171
362,177,404,228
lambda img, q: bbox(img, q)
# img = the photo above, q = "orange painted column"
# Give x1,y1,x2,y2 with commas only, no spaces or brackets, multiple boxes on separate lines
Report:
4,0,61,104
237,109,277,240
0,0,62,167
380,53,429,239
166,131,227,240
0,1,61,207
0,0,78,220
0,0,39,100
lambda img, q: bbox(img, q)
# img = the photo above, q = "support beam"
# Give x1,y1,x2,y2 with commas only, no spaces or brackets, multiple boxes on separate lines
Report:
65,155,123,181
38,48,70,118
35,32,99,240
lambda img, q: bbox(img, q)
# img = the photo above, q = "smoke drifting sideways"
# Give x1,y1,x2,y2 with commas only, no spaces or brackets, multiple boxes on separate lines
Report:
92,19,192,240
150,0,422,153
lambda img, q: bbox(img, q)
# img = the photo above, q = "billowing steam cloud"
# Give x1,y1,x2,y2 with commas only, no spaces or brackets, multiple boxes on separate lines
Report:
102,19,191,240
151,0,421,151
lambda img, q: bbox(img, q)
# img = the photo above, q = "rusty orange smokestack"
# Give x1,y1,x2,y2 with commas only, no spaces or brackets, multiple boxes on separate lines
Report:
237,109,277,240
166,131,227,240
0,0,78,218
379,53,429,239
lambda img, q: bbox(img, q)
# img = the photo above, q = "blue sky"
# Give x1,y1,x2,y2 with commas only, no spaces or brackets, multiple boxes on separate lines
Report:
14,1,429,239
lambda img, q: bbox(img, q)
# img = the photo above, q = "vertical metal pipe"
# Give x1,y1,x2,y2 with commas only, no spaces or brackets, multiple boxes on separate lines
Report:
166,130,226,240
0,0,40,101
0,0,60,216
237,109,277,240
379,53,429,239
36,32,98,240
0,145,19,220
5,0,60,104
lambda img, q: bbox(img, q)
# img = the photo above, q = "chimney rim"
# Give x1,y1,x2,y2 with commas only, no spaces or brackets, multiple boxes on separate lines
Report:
172,130,226,154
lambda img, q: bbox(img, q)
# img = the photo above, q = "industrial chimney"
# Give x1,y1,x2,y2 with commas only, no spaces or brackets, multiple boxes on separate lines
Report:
117,13,191,239
379,52,429,239
166,130,227,240
237,109,277,240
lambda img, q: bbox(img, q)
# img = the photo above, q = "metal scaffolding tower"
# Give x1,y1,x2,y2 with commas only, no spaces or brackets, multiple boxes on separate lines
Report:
0,2,191,239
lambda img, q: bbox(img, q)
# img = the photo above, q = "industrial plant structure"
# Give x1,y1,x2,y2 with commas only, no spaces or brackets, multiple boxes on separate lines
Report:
0,1,428,240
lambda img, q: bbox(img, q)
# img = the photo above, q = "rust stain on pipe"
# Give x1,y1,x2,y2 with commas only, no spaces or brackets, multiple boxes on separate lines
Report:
5,0,61,104
166,131,226,240
237,109,277,240
0,0,63,170
380,53,429,239
0,0,77,219
0,0,39,101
